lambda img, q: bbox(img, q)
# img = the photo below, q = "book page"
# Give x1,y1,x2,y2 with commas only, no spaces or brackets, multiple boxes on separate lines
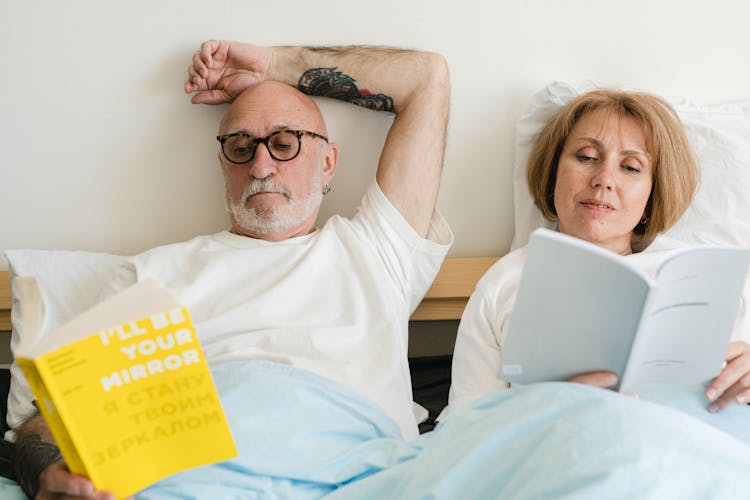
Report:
621,248,750,390
500,229,651,385
13,277,45,350
17,279,181,359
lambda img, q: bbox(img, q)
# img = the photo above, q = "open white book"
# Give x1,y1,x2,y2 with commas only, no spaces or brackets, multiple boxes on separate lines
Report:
499,228,750,392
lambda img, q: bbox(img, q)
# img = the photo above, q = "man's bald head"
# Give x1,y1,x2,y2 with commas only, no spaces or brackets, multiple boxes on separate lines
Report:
219,81,328,137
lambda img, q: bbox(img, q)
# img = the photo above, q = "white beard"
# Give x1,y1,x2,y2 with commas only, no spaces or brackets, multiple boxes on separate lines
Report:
227,168,323,235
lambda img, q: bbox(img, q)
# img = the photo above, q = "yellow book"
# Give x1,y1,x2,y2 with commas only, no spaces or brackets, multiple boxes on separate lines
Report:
13,277,237,499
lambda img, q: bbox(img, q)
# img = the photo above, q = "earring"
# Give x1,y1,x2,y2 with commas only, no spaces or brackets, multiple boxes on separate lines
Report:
322,184,331,195
640,215,649,225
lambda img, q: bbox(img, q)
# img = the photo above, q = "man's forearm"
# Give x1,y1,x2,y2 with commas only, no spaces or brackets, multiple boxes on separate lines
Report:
14,412,62,498
268,46,448,114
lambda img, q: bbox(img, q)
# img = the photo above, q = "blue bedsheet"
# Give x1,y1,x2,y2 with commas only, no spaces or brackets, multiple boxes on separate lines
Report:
3,360,750,499
330,384,750,499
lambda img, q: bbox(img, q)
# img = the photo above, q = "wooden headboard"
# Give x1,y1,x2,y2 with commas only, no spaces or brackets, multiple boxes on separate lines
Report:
0,257,498,331
409,258,497,320
0,270,9,332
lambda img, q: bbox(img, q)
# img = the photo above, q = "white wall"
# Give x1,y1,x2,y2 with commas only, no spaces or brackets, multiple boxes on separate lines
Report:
2,0,749,265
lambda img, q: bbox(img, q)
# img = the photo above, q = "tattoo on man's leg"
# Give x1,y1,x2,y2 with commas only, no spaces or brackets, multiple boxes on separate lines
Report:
298,67,394,112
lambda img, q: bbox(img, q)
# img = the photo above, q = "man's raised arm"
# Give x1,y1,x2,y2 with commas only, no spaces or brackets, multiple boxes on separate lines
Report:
186,41,450,237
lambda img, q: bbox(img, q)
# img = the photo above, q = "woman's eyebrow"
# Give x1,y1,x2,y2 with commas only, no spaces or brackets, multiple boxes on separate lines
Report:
572,136,649,158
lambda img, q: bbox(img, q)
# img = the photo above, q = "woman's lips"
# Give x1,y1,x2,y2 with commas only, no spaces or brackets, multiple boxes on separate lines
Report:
580,199,614,212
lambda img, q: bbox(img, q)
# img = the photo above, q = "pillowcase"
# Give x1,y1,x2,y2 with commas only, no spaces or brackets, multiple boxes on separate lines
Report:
511,81,750,251
4,249,127,440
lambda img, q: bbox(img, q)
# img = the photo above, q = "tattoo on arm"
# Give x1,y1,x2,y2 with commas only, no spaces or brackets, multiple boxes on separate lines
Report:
13,427,62,498
298,67,394,112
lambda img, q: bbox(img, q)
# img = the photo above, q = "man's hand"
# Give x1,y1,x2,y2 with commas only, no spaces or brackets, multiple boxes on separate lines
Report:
36,462,119,500
185,40,271,105
14,413,121,500
705,340,750,413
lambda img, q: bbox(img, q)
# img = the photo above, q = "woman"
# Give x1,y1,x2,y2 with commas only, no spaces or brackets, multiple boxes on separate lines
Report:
448,89,750,416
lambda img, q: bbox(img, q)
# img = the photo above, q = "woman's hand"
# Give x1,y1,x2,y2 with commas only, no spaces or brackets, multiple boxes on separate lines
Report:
704,340,750,413
567,371,619,388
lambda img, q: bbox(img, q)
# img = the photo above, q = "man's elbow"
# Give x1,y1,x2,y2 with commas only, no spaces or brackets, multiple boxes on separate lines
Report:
420,52,450,94
402,51,449,115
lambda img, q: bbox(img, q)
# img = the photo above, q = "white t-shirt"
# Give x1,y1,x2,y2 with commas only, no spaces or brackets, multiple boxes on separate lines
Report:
109,182,452,439
448,242,750,417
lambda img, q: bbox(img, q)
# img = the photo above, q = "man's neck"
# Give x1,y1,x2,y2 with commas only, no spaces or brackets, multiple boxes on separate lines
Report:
229,224,318,241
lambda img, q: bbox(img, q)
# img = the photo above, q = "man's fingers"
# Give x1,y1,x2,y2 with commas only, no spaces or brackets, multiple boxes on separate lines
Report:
39,463,94,497
92,491,116,500
200,40,217,61
190,89,231,105
187,64,200,81
185,65,203,93
37,463,116,499
199,39,224,74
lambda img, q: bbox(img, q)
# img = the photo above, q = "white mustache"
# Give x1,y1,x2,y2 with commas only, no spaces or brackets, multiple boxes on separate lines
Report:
243,178,292,202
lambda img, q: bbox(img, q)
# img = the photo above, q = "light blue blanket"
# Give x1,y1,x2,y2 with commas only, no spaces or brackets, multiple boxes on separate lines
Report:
3,360,750,499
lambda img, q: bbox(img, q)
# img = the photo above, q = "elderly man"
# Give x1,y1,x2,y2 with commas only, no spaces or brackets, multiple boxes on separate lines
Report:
12,41,451,498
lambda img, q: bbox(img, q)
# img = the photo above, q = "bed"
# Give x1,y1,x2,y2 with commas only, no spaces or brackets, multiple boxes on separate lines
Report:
1,82,750,498
3,258,750,499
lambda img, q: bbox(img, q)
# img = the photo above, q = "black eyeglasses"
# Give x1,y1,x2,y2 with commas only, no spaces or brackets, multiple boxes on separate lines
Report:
216,129,329,164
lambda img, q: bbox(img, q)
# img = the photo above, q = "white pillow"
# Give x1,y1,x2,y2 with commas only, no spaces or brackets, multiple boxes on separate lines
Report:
4,249,127,440
511,81,750,251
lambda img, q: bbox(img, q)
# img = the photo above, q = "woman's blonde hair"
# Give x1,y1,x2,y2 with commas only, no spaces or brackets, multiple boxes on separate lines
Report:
526,89,699,251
